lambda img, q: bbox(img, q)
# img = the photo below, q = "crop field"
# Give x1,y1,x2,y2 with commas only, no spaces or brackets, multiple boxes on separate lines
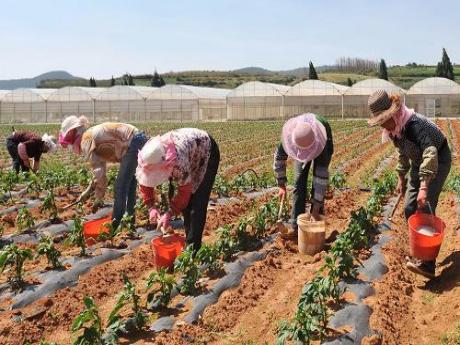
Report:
0,119,459,345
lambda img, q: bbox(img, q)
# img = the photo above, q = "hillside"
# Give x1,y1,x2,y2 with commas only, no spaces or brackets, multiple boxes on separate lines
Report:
0,71,79,89
26,64,460,90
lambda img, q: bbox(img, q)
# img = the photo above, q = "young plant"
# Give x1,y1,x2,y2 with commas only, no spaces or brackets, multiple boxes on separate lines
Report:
36,235,63,269
119,214,137,239
0,243,33,289
98,221,120,247
331,171,346,189
215,225,238,261
66,216,87,256
16,207,35,232
146,267,176,308
40,191,59,222
174,246,202,295
71,296,104,345
196,243,223,274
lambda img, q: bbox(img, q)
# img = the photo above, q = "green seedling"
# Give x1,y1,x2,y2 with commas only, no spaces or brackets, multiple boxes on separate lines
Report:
98,221,120,247
0,243,33,290
71,296,104,345
36,235,63,269
16,207,35,232
196,243,223,274
330,171,346,189
119,214,138,238
66,216,87,256
146,267,176,308
174,246,201,295
215,225,238,261
40,191,59,221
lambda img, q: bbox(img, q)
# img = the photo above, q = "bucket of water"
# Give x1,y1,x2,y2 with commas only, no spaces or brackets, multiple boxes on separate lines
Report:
408,211,445,261
297,213,326,256
151,234,185,268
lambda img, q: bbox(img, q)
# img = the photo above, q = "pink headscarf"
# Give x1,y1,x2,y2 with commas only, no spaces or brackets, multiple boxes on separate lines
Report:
136,134,177,187
382,105,414,142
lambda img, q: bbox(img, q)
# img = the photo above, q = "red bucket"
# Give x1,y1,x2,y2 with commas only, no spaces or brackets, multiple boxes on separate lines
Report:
408,212,445,261
151,234,185,269
83,215,111,245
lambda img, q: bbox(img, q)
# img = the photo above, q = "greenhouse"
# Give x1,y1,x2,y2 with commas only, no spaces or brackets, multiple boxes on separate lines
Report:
146,85,230,122
95,86,156,123
343,79,404,118
284,80,348,119
226,81,290,120
0,88,55,123
406,77,460,117
46,87,106,123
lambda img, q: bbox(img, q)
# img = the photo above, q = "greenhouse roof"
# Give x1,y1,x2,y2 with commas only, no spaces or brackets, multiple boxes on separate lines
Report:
227,81,290,97
147,85,230,100
344,78,403,96
96,86,158,101
1,88,56,102
407,77,460,95
286,80,348,96
47,87,107,101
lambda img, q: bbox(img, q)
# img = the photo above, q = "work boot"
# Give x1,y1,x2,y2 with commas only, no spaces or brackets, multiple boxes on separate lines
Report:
280,227,298,241
406,259,435,279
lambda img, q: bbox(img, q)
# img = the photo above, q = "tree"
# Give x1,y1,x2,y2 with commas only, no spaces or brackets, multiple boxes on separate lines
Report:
379,59,388,80
151,71,163,87
436,48,455,80
128,74,135,86
89,77,97,87
309,61,318,80
110,76,116,86
346,77,354,86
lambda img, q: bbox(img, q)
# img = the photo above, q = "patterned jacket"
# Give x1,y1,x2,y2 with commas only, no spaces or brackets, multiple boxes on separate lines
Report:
81,123,138,199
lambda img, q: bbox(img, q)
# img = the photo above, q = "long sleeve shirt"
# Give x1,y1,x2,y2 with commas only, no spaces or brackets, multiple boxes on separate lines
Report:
273,114,334,204
392,114,448,182
80,123,138,199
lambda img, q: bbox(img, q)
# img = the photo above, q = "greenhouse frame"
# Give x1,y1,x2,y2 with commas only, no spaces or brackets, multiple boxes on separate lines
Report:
1,77,460,123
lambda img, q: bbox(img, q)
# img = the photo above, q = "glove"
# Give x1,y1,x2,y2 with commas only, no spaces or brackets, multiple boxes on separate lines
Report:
149,208,160,224
417,187,428,209
397,175,407,195
91,199,104,213
157,211,172,234
278,185,286,198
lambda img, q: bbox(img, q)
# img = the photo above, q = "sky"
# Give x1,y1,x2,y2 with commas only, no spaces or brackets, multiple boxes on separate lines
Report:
1,0,459,79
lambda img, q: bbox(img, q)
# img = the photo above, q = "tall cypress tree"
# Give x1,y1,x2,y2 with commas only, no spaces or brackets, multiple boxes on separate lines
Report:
436,48,455,80
308,61,318,80
110,76,116,86
379,59,388,80
151,71,162,87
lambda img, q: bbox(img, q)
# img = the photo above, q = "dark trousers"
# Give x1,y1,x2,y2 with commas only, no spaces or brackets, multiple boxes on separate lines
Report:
291,161,328,231
112,132,149,229
404,143,451,267
6,138,29,173
182,137,220,251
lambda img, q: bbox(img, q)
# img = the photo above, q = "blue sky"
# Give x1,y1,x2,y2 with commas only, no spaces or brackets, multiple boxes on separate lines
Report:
1,0,459,79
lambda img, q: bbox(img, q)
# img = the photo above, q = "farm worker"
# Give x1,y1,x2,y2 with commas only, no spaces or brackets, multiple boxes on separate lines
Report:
58,115,149,229
274,113,334,240
6,128,57,173
135,128,220,251
367,89,451,279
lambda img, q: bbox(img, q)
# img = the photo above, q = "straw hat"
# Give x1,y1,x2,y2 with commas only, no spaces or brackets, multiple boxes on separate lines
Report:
367,89,401,127
41,133,57,153
281,113,327,163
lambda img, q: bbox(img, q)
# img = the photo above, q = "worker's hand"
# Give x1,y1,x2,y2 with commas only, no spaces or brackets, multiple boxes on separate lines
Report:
397,175,407,195
91,199,104,213
311,202,322,221
157,211,172,233
417,187,428,209
149,208,160,225
278,185,286,199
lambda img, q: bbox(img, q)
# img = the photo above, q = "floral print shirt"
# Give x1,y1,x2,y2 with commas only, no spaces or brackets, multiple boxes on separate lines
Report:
170,128,211,192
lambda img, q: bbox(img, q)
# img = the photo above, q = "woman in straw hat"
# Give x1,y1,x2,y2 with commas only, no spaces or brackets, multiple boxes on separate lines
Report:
136,128,220,251
274,113,334,240
368,89,451,279
59,115,148,229
6,128,57,173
